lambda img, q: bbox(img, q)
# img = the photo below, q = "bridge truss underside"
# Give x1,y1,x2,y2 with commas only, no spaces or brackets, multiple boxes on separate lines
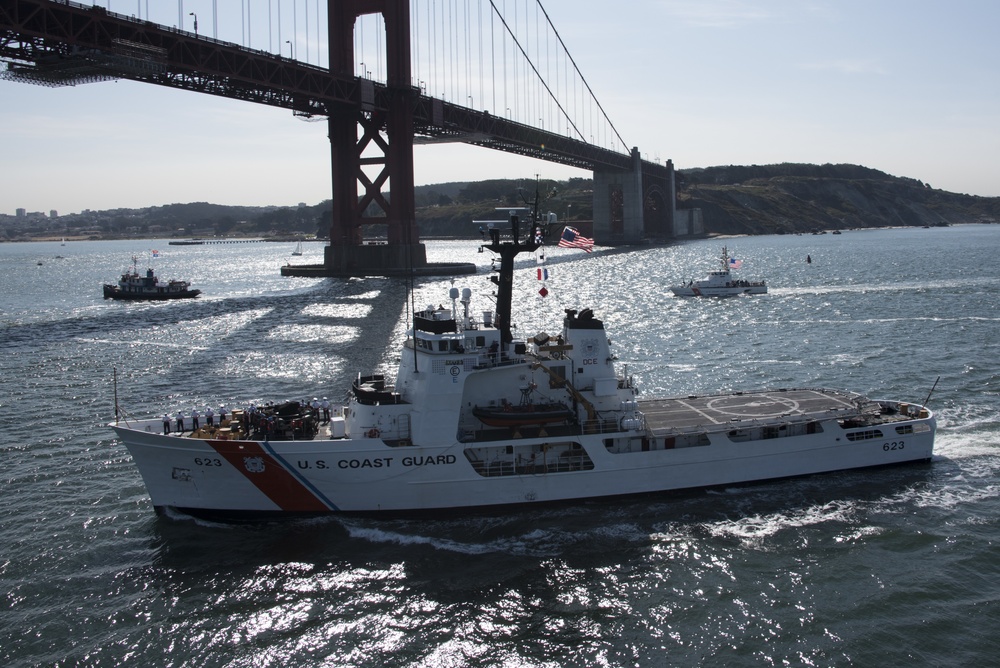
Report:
0,0,675,270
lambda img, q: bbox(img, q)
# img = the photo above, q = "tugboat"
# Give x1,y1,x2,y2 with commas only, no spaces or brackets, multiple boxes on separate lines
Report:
103,257,201,301
109,210,935,518
670,246,767,297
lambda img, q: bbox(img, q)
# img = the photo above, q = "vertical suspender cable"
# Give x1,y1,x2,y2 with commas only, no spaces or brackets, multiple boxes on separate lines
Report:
466,1,471,106
512,0,517,120
431,1,436,96
535,1,540,127
479,0,484,112
502,0,507,117
488,0,584,140
452,0,456,101
491,5,496,114
446,0,451,101
537,0,629,151
427,0,432,92
413,0,419,86
544,2,549,131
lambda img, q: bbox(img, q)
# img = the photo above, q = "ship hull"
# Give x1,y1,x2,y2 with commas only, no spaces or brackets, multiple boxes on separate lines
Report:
103,285,201,300
111,409,934,516
670,285,767,297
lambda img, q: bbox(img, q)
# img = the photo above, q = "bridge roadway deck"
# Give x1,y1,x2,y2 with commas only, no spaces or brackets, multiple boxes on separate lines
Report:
637,388,863,435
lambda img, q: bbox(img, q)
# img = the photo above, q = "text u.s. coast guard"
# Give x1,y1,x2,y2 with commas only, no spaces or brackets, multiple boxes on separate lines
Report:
295,455,458,470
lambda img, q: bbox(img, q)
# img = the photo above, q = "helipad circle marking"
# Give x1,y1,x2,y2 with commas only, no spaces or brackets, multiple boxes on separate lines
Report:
705,395,800,418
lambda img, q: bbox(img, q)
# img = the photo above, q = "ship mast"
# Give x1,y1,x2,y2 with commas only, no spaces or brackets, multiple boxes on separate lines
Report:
482,210,542,345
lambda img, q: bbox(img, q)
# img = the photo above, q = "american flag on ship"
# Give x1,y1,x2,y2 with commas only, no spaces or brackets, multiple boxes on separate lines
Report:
729,257,742,269
557,226,594,252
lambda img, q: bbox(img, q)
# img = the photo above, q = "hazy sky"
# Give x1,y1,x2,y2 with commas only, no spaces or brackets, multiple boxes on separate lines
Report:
2,0,998,214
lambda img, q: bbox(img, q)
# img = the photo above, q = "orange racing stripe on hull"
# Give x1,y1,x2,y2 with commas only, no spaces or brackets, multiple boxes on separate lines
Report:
205,439,336,512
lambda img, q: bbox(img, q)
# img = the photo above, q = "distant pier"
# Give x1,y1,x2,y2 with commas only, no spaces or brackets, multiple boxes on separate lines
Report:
280,262,476,278
166,238,476,276
168,239,269,245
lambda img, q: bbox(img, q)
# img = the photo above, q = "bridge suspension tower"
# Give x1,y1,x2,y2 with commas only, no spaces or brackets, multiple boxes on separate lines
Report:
325,0,427,275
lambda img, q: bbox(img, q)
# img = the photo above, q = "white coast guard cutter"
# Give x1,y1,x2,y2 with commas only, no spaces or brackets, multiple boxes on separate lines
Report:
110,212,934,518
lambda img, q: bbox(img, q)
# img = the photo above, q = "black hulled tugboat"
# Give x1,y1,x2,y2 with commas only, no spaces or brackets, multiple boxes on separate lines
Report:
103,256,201,301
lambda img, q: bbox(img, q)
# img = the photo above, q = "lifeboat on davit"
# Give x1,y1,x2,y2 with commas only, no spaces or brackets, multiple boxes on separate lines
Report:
472,400,575,428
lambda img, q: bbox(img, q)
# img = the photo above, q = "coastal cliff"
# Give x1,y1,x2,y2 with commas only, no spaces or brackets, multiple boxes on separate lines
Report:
677,163,1000,235
413,164,1000,238
7,164,997,241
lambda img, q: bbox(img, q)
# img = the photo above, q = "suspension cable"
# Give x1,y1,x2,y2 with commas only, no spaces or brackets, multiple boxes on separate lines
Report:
534,0,629,151
488,0,583,141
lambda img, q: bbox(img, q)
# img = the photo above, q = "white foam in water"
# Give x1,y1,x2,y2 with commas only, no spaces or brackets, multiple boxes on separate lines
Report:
701,500,860,542
341,523,551,556
934,427,1000,458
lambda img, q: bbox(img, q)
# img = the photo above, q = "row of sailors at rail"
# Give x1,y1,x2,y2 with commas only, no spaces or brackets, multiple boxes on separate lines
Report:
162,398,335,434
162,406,228,433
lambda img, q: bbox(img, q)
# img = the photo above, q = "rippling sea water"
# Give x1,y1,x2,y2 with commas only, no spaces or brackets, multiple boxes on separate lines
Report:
2,228,999,667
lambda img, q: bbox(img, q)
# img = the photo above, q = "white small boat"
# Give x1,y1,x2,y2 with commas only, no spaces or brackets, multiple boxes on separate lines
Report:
291,241,303,256
671,246,767,297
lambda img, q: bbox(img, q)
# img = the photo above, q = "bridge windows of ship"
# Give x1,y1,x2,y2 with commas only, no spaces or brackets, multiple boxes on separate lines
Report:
845,429,885,442
464,441,594,477
725,421,824,443
416,332,520,369
603,433,710,454
414,336,465,353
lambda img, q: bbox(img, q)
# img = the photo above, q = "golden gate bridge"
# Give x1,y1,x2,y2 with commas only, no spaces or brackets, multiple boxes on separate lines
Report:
0,0,694,275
